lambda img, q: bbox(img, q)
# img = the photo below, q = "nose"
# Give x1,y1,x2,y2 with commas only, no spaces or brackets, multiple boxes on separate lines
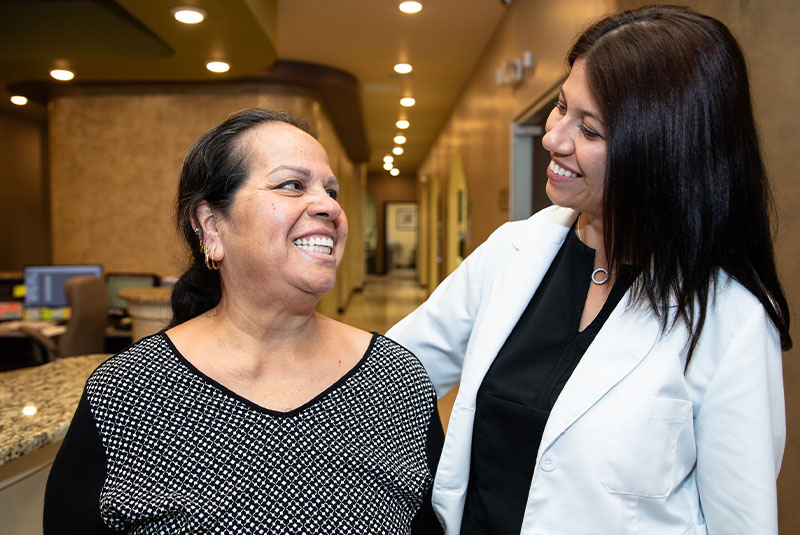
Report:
308,188,342,220
541,109,573,155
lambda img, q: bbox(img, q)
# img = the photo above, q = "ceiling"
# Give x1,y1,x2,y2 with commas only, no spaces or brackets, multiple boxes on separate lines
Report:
0,0,508,175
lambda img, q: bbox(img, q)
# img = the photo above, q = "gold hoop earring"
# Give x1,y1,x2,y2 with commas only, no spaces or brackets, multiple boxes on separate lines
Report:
203,243,220,271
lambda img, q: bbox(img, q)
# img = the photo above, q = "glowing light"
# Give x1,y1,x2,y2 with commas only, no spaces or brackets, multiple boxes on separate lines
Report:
383,155,394,164
383,162,394,171
396,119,410,129
400,97,416,107
399,1,422,14
173,7,206,24
206,61,230,73
22,405,37,416
390,168,400,176
10,95,28,105
394,63,413,74
392,146,404,155
50,69,74,81
393,135,407,144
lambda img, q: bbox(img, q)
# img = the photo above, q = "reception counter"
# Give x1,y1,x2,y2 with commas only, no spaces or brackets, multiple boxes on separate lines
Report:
0,354,109,534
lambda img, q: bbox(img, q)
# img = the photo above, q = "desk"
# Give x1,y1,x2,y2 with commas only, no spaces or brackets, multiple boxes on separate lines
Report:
0,321,67,339
0,322,130,369
0,354,109,533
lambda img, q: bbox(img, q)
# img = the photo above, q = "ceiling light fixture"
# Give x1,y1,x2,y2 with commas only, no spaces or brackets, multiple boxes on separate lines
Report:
172,6,206,24
383,155,394,163
396,119,410,129
206,61,230,73
383,162,394,171
393,135,407,144
390,168,401,176
10,95,28,106
392,147,404,155
50,69,74,81
400,97,416,107
394,63,413,74
399,1,423,14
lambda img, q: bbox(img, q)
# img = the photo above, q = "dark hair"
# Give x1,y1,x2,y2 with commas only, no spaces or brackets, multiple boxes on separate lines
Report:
569,5,791,357
169,108,315,326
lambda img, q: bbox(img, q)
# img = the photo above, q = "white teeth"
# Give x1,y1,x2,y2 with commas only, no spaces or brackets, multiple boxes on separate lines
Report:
293,235,334,255
549,160,581,178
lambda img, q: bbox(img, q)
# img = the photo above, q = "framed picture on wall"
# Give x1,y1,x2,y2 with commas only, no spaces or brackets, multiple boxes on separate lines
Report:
396,207,417,230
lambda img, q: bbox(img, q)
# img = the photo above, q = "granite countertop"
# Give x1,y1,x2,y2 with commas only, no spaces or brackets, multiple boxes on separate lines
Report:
0,354,109,465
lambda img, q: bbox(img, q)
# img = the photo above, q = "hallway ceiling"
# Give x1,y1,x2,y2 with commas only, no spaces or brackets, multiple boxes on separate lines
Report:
0,0,508,175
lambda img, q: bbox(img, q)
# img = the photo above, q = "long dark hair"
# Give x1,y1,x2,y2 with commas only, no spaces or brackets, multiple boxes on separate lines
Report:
569,5,791,357
169,109,314,326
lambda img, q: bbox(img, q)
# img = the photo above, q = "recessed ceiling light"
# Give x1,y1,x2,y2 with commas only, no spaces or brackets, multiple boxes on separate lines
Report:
399,2,422,14
390,168,400,176
393,135,407,144
383,162,394,171
173,6,206,24
383,155,394,163
396,119,410,129
400,97,416,107
10,95,28,106
206,61,230,73
50,69,74,81
394,63,413,74
392,147,404,155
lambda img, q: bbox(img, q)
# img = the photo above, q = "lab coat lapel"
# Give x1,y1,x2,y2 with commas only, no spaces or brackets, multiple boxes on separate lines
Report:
539,294,662,451
459,210,576,395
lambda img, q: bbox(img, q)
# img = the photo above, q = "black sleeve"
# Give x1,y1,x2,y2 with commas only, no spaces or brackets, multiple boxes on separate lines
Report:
411,399,445,535
43,389,116,534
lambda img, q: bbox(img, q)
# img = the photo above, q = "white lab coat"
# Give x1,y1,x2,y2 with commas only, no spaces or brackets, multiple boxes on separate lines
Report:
387,205,785,535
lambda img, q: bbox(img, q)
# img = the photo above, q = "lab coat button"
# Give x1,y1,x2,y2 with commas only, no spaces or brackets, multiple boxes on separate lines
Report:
540,457,555,472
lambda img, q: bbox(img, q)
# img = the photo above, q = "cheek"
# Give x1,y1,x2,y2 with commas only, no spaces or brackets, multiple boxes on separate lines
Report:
336,213,349,245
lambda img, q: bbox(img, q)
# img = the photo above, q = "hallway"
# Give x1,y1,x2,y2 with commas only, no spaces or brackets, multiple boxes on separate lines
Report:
336,273,457,429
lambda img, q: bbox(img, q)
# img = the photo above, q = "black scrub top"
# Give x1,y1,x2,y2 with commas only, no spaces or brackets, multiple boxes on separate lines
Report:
460,226,632,535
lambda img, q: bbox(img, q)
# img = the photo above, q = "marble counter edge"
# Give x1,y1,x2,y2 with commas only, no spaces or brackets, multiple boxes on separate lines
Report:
1,354,110,466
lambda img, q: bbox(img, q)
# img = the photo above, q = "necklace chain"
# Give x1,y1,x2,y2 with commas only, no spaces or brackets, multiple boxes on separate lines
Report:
576,217,610,286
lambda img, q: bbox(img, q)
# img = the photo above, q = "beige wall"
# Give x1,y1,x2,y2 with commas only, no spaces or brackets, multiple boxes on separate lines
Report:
417,0,614,282
47,84,363,315
0,111,49,270
418,0,800,530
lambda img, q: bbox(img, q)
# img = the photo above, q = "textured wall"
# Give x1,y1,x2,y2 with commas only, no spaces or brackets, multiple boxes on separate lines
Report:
48,84,363,314
0,111,49,270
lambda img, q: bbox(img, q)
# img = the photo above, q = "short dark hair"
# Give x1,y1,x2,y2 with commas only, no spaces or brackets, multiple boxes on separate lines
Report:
569,5,791,356
170,109,315,326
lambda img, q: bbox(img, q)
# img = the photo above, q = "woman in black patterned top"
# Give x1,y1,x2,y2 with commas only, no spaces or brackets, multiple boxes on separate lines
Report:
44,109,443,534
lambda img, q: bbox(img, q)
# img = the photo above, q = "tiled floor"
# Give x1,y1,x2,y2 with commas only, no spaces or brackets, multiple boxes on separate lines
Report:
336,271,458,429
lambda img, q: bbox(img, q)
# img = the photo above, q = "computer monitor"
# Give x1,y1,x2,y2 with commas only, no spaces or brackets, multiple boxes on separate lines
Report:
106,273,159,316
0,300,23,320
23,264,103,308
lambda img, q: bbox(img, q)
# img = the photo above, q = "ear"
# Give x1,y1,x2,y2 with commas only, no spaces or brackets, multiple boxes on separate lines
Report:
195,201,225,262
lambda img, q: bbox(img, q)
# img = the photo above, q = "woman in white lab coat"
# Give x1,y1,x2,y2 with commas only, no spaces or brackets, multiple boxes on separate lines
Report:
387,5,792,535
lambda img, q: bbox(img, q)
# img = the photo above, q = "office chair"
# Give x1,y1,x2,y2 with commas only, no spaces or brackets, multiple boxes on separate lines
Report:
22,275,110,362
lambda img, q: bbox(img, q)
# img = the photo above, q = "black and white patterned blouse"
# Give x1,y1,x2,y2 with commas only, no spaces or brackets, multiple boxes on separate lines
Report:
44,332,444,534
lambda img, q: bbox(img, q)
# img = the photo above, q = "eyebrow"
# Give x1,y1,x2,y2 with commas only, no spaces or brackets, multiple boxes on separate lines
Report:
559,87,604,124
268,165,312,178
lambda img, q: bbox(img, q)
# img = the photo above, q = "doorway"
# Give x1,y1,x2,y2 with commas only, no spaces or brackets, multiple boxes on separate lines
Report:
384,201,419,278
510,83,563,220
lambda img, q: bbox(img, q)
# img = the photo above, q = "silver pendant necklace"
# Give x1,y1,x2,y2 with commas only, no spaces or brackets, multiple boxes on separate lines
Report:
576,218,610,285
